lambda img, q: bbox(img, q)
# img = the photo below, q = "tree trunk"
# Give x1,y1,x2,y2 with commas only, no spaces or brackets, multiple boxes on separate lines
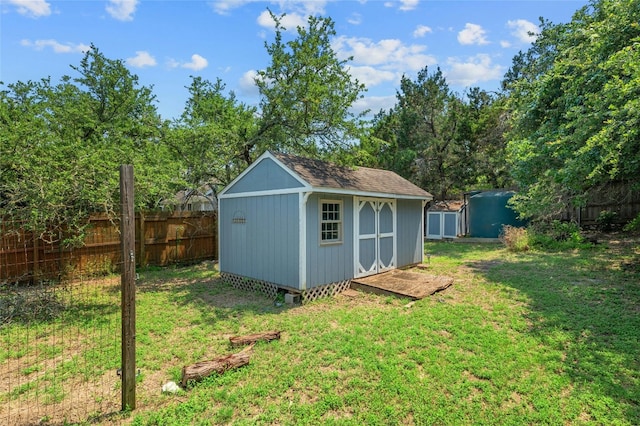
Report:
229,331,281,347
181,344,253,387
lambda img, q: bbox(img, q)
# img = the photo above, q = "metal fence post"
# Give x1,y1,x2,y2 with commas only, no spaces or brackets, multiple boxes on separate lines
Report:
119,165,136,410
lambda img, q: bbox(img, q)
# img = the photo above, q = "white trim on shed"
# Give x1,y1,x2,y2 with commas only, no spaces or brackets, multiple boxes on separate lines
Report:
218,151,433,292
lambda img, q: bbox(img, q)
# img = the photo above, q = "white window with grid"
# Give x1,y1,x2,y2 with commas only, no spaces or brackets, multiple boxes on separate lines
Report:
320,200,342,244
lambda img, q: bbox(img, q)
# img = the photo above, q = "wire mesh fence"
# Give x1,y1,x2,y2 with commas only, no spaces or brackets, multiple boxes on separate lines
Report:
1,211,217,424
1,235,123,425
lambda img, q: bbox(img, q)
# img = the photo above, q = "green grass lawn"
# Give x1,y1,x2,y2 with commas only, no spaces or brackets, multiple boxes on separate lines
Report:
126,239,639,425
2,238,639,425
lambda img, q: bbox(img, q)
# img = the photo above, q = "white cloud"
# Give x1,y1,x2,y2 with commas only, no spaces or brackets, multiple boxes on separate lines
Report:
383,0,418,11
106,0,138,21
296,0,327,15
239,69,260,96
457,23,489,46
210,0,251,15
257,9,306,31
413,25,432,38
333,36,435,71
507,19,539,44
213,0,326,18
8,0,51,17
399,0,419,11
345,65,396,87
332,36,437,89
182,54,208,71
166,55,208,71
352,95,397,116
21,39,90,53
445,54,503,86
126,51,157,68
500,40,511,48
347,13,362,25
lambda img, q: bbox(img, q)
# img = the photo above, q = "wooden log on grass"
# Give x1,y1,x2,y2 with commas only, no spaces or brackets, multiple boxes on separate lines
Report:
229,330,281,347
181,344,253,387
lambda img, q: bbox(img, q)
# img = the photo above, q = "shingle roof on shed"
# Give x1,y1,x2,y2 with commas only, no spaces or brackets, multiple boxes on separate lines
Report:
272,151,432,199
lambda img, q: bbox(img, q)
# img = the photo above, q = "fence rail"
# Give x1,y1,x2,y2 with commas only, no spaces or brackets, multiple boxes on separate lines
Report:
569,181,640,226
0,211,218,284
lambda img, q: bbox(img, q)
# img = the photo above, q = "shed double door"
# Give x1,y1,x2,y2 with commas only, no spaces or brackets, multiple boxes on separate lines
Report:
427,211,458,239
355,198,396,278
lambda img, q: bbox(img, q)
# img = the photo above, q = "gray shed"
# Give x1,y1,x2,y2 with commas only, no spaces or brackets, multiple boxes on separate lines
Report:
218,151,433,300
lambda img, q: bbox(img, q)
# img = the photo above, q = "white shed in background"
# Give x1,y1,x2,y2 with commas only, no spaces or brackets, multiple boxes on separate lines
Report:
426,201,466,239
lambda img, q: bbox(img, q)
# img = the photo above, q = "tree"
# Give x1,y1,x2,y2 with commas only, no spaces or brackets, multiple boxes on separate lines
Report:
364,67,472,200
356,68,511,200
255,11,367,157
354,108,403,169
169,12,368,191
504,0,640,219
465,88,512,190
167,76,258,198
0,46,179,241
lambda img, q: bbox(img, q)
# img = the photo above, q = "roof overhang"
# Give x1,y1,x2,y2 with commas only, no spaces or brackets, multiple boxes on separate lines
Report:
219,150,433,202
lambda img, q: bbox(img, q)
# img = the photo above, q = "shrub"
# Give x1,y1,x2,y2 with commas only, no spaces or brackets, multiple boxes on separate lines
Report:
595,210,618,232
623,213,640,233
527,220,593,251
500,225,530,252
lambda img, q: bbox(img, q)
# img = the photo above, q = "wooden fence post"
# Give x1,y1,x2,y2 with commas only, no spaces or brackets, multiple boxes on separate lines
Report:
32,235,40,282
138,211,146,268
120,165,136,411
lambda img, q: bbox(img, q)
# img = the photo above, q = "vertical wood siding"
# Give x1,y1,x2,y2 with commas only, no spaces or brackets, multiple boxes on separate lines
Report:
305,194,354,288
396,199,424,266
224,157,304,194
220,194,299,288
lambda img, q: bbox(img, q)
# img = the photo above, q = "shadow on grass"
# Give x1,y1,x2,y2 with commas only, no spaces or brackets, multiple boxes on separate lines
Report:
466,244,640,423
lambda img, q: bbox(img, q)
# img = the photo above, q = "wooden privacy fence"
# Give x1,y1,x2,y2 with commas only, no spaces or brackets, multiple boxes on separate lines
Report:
564,181,640,226
0,211,217,284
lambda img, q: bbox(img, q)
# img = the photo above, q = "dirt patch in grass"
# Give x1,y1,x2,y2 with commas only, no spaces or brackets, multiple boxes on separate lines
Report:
462,260,505,273
1,355,122,426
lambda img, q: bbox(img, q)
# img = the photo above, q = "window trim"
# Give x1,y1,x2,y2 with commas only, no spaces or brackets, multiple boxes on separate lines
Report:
319,199,343,245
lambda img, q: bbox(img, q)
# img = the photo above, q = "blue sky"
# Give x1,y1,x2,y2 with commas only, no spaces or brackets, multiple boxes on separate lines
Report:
2,0,587,121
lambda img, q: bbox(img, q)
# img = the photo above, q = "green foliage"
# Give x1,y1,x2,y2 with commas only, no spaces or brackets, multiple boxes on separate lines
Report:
527,220,593,251
596,210,618,232
0,45,182,240
168,76,258,190
256,11,367,157
505,0,640,219
623,213,640,233
358,68,512,200
167,13,368,190
396,66,471,200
